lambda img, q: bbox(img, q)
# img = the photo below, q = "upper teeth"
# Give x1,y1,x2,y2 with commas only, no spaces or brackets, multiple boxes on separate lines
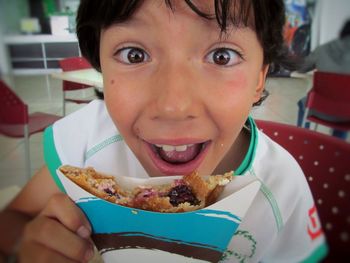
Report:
155,144,194,152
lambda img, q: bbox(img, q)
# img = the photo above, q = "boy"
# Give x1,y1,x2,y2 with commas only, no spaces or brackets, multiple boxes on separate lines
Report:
0,0,327,262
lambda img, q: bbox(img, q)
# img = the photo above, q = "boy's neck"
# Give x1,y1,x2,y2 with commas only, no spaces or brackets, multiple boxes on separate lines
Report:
213,127,251,175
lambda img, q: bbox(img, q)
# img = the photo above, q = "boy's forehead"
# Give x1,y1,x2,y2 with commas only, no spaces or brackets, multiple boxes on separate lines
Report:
117,0,254,30
146,0,215,13
129,1,214,24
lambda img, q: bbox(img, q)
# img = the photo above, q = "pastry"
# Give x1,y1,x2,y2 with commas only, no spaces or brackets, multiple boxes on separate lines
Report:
59,165,233,213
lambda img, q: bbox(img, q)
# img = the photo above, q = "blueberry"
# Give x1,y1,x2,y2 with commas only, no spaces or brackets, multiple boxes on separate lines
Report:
167,185,200,206
104,188,114,196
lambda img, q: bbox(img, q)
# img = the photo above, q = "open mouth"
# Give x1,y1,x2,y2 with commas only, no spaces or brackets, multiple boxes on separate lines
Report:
146,141,211,175
153,143,206,164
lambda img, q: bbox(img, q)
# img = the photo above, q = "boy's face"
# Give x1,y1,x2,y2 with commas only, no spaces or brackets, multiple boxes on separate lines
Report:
100,0,267,177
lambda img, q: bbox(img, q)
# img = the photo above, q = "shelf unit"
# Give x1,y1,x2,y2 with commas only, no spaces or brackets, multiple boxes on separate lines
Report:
5,34,80,75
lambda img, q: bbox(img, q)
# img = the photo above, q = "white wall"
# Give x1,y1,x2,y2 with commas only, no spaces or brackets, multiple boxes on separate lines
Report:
0,21,8,76
311,0,350,50
0,0,29,75
0,0,8,75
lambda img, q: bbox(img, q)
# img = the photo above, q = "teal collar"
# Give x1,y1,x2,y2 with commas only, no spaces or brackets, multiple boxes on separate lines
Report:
235,116,258,175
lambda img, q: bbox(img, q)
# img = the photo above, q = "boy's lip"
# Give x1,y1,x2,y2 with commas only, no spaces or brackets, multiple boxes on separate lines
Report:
144,139,211,176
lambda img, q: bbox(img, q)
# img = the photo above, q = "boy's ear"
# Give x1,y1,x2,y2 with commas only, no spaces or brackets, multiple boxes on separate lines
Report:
253,64,269,103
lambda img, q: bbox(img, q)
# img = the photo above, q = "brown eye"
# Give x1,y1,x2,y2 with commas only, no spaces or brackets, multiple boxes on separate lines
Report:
206,47,241,66
213,49,231,65
127,48,145,63
115,47,150,64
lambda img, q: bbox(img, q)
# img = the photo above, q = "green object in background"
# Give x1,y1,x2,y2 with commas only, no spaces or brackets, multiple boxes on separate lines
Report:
0,0,30,34
42,0,57,17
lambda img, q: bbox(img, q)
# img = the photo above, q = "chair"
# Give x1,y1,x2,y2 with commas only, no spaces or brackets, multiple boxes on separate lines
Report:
301,71,350,134
255,119,350,262
58,57,94,115
0,80,61,180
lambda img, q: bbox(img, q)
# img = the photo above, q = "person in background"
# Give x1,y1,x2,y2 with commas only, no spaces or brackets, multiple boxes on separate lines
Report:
297,19,350,139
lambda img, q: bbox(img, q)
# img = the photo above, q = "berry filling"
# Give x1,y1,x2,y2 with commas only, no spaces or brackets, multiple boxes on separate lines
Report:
103,188,115,196
135,188,157,199
103,188,121,199
97,180,120,198
167,184,200,206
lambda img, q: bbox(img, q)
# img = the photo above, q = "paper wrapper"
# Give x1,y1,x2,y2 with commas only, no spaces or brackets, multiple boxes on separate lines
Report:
56,168,260,263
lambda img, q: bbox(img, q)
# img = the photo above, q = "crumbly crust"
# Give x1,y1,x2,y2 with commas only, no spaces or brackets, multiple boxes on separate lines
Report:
59,165,233,213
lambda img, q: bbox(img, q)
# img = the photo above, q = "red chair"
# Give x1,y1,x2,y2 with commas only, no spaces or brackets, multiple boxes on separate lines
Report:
0,80,61,180
301,71,350,133
256,119,350,262
58,57,94,115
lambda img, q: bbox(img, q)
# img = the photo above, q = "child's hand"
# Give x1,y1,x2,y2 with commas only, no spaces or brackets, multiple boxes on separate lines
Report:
17,193,94,263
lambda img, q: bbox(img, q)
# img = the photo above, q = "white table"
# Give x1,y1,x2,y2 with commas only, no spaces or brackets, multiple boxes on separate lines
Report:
290,70,314,79
290,71,314,92
51,68,104,90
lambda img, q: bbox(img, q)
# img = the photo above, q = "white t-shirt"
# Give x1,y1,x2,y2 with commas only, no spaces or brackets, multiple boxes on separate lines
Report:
44,100,328,263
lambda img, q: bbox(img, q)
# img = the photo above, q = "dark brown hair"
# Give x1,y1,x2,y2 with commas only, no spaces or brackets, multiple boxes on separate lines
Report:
340,19,350,39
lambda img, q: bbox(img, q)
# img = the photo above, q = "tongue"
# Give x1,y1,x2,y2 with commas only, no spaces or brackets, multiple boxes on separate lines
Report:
158,144,202,163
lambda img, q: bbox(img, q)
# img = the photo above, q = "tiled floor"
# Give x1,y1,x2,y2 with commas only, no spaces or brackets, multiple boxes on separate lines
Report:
0,73,340,191
0,74,97,189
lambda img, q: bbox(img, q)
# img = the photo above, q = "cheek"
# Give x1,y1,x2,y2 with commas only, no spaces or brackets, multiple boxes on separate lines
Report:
223,75,247,96
104,77,151,144
209,71,253,134
216,72,251,109
105,76,138,108
104,78,136,133
104,78,119,109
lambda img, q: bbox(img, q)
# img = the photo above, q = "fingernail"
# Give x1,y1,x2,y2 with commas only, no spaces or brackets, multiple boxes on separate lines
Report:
77,225,91,239
84,245,94,261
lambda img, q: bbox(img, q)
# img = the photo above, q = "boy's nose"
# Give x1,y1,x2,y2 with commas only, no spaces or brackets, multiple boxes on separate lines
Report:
151,62,199,121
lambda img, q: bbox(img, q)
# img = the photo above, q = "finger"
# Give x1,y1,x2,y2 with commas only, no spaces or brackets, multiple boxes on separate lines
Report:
18,240,78,263
40,193,91,239
23,217,94,262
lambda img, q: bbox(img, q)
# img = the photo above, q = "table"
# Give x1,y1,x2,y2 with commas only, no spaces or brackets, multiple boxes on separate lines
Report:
51,68,104,90
290,70,314,79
